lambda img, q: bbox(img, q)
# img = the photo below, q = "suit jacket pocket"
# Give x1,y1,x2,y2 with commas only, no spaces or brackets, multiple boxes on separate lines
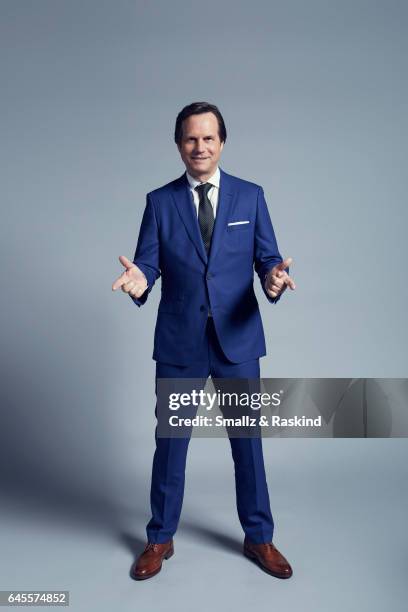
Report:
227,223,251,232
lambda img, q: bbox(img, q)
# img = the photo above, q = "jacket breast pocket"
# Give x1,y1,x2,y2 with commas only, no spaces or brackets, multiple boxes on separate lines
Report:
226,222,253,252
227,222,251,232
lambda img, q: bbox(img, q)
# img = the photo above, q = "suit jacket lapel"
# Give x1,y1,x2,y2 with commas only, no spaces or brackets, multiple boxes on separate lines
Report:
171,168,234,266
172,173,208,265
208,168,234,264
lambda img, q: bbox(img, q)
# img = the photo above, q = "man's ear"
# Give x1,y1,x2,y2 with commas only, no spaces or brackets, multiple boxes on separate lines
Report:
220,141,224,152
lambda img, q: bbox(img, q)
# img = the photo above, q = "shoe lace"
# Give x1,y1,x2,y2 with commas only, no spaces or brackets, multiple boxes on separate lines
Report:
145,543,159,552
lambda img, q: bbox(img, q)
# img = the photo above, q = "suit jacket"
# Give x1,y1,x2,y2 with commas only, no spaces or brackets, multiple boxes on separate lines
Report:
131,167,285,365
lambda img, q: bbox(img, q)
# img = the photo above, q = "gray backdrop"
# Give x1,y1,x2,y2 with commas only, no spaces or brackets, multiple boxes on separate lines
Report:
1,1,407,611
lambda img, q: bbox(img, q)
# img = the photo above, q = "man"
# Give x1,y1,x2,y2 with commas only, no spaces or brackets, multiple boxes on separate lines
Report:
112,102,296,580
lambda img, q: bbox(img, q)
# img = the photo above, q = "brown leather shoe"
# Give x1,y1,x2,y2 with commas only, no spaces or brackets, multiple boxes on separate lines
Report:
244,538,293,579
131,540,174,580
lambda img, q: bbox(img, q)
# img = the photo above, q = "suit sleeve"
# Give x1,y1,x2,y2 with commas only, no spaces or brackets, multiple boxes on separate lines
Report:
130,193,161,307
254,186,288,305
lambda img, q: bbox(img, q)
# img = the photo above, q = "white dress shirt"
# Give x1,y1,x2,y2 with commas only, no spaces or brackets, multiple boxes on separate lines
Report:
186,166,220,218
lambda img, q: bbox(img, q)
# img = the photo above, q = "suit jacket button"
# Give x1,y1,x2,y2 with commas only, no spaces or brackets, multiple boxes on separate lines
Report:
206,273,212,280
200,305,206,312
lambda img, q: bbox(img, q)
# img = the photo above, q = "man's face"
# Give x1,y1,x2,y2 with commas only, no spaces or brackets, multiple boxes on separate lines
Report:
177,112,224,180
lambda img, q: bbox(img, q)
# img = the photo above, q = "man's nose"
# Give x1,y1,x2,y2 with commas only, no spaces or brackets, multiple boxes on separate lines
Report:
194,139,206,152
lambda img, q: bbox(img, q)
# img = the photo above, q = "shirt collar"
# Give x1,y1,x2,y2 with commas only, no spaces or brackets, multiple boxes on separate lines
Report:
186,166,220,190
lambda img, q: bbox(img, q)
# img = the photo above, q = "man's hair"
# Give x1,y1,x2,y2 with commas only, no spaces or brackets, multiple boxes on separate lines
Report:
174,102,227,145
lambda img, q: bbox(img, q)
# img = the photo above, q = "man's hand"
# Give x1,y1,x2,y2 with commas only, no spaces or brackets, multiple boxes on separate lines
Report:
265,257,296,299
112,255,148,298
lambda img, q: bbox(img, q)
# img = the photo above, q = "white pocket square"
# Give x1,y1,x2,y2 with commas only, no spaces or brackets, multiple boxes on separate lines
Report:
228,220,250,226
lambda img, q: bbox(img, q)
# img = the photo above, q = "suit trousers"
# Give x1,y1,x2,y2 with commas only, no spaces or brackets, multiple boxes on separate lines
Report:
146,317,274,544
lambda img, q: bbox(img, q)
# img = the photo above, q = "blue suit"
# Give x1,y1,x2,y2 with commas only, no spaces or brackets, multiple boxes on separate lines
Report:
132,168,284,364
131,168,286,544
